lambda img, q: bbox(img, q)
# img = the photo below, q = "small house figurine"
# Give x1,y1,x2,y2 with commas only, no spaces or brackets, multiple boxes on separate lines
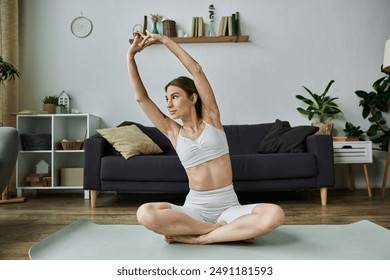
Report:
36,159,50,174
58,90,70,113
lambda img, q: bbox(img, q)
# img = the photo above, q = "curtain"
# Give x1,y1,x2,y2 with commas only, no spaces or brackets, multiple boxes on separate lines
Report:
0,0,18,194
0,0,19,128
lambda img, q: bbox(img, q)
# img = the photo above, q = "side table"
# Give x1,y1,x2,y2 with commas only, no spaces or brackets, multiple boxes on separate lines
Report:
333,141,373,197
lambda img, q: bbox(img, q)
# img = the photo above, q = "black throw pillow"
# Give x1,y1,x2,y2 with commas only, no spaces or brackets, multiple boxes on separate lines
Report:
257,119,319,153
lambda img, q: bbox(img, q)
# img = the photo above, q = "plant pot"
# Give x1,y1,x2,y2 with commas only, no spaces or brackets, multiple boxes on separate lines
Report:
312,122,334,135
43,104,56,114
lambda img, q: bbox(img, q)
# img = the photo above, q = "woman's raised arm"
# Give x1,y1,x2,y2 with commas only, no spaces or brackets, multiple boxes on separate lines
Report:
127,34,179,140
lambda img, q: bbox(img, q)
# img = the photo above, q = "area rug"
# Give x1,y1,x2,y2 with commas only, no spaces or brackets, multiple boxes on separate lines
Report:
29,220,390,260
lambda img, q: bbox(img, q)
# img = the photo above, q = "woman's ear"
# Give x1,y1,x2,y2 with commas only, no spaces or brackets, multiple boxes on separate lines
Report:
191,93,198,104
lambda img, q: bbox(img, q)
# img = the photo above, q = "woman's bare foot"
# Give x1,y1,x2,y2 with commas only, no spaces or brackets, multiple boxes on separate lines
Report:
165,221,227,244
238,238,256,244
163,221,257,245
165,234,203,244
165,235,256,244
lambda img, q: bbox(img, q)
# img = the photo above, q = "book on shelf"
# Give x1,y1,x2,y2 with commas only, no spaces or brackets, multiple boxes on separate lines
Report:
218,16,228,36
218,12,240,36
235,12,241,35
232,14,238,35
198,17,204,36
191,16,204,37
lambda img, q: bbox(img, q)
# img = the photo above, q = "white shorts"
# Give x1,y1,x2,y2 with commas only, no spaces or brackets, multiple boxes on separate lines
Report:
170,184,260,224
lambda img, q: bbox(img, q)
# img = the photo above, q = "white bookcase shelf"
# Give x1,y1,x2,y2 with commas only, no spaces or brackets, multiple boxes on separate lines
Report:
16,113,100,197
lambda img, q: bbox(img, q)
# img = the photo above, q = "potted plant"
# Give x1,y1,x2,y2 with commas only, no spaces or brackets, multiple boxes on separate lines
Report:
0,56,20,126
343,122,364,141
355,70,390,151
0,56,20,85
42,95,58,114
295,80,343,134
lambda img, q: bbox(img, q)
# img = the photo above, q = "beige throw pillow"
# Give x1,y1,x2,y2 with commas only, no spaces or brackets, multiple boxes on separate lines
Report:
97,125,163,159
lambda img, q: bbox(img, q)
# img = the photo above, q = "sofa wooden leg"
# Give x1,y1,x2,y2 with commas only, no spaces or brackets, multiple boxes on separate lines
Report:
90,190,97,208
320,187,327,206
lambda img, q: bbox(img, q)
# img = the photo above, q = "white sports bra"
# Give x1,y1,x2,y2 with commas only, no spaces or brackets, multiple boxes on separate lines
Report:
175,121,229,169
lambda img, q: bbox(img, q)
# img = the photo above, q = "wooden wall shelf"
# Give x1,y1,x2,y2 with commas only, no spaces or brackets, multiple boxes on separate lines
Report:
129,35,250,44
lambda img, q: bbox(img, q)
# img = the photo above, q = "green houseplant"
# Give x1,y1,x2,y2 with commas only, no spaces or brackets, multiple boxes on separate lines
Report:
0,56,20,86
0,56,20,126
295,80,342,134
355,70,390,151
42,95,58,114
343,122,364,140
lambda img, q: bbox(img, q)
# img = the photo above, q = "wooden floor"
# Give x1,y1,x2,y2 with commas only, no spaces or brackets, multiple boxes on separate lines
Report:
0,188,389,260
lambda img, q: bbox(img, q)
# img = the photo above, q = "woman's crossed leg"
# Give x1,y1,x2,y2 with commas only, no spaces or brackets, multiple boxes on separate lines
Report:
136,202,285,244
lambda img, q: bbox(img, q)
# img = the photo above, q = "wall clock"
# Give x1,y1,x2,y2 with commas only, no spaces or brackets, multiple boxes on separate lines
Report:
71,16,93,38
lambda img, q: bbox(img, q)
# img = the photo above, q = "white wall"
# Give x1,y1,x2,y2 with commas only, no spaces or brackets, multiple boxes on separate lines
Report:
19,0,390,190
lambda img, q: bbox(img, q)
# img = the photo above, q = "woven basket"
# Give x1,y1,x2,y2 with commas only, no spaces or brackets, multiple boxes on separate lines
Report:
21,134,51,150
60,140,83,150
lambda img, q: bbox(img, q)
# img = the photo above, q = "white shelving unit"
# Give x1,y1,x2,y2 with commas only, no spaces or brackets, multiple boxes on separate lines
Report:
16,113,100,198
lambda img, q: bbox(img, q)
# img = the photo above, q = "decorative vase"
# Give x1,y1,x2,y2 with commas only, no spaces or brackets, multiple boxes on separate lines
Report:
152,22,158,34
312,122,334,135
208,21,216,36
43,104,56,114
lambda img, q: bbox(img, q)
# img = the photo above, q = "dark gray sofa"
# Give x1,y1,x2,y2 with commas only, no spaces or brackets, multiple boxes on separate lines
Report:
84,121,335,207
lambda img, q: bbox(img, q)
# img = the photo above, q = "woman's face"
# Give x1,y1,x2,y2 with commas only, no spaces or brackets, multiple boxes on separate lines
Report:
165,85,195,119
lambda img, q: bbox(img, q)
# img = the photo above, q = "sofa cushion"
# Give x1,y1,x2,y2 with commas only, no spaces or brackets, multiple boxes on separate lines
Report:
231,153,317,180
97,125,163,159
101,155,188,182
118,121,176,155
257,119,319,153
223,123,274,155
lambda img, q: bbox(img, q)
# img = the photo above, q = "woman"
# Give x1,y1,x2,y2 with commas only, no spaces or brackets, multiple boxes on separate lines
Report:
127,31,285,244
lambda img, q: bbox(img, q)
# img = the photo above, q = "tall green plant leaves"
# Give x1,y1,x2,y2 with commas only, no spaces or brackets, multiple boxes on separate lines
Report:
355,73,390,151
0,56,20,85
295,80,341,123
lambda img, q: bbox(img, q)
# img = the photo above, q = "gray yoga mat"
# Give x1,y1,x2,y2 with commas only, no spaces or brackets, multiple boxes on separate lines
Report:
29,220,390,260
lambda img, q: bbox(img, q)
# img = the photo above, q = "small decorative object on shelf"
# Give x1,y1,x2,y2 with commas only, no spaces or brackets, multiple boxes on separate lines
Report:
56,105,67,114
132,23,143,36
208,4,216,36
162,19,177,37
25,173,51,187
58,90,71,113
35,159,49,174
150,13,162,34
